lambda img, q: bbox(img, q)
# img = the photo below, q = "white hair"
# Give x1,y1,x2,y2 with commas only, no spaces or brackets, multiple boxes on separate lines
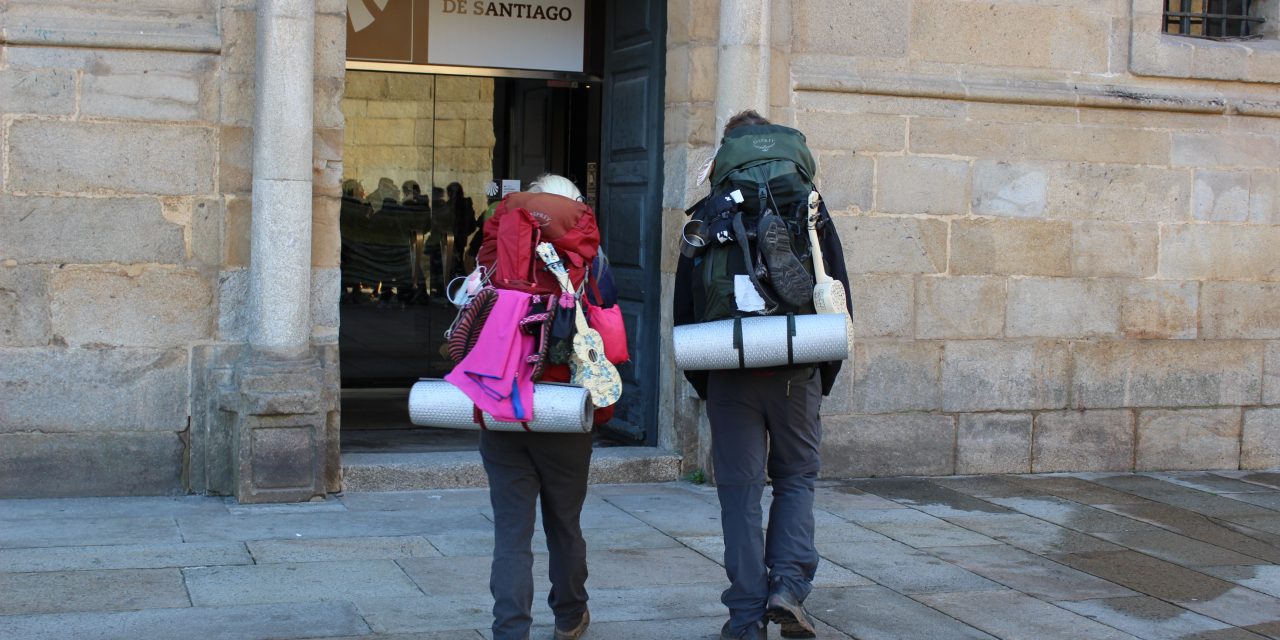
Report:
529,174,582,201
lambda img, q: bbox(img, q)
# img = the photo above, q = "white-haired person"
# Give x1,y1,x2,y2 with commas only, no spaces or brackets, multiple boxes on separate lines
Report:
474,173,595,640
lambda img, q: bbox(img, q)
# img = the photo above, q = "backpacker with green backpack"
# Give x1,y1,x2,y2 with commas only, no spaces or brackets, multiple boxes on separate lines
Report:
686,123,822,322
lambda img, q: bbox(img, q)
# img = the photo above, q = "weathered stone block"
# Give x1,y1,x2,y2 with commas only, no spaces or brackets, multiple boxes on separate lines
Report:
1173,132,1280,169
849,275,914,338
1033,410,1134,473
910,119,1171,165
1242,408,1280,470
0,347,187,432
793,0,909,57
851,341,943,413
0,268,51,347
224,197,252,268
823,414,956,477
911,0,1108,72
1201,282,1280,339
0,67,77,115
219,73,255,126
1251,172,1278,224
877,156,969,216
796,112,906,153
834,216,947,274
220,126,254,195
942,340,1070,412
950,219,1071,276
1047,164,1191,223
79,50,217,122
1072,341,1262,408
0,196,186,265
1267,341,1280,406
50,267,214,348
8,120,217,195
971,161,1047,218
1120,280,1198,340
0,432,184,498
311,267,341,331
1071,222,1158,278
1136,409,1241,471
816,153,874,213
1006,278,1120,339
1160,224,1280,281
957,413,1032,475
1194,170,1252,222
915,276,1005,339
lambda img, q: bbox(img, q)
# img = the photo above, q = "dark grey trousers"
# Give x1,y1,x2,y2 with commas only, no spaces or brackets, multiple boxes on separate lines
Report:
706,366,822,635
480,430,593,640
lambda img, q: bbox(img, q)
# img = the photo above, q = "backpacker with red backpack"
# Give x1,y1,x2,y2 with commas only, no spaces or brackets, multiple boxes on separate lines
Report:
449,188,626,426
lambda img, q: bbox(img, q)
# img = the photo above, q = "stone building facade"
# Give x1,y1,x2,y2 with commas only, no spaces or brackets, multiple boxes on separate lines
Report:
0,0,1277,500
662,0,1280,480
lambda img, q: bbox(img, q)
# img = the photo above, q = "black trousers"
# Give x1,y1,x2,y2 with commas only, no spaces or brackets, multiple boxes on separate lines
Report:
480,430,593,640
706,366,822,635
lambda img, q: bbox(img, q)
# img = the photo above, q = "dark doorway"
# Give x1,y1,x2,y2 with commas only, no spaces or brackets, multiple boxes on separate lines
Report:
337,0,666,453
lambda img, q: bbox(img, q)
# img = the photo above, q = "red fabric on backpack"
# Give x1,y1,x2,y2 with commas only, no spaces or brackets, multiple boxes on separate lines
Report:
476,192,600,294
585,301,629,365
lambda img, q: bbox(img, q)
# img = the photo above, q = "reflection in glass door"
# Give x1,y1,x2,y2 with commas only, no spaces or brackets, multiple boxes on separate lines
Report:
337,71,601,453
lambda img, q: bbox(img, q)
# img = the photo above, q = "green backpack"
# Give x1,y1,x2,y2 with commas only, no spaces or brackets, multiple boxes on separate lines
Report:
690,124,818,323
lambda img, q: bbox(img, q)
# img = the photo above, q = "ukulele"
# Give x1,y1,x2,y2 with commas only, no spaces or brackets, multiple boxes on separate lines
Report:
806,191,848,316
535,243,622,408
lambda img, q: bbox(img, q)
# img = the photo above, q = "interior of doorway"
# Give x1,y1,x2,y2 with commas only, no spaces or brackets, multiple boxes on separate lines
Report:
337,70,629,454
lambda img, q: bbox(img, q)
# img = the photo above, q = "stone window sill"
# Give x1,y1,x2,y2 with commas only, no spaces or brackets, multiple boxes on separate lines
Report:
1130,0,1280,84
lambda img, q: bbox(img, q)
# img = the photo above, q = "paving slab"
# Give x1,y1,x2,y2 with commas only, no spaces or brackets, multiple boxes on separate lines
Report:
1220,492,1280,511
183,559,425,606
839,507,1002,547
1053,551,1280,627
818,539,1004,594
806,585,998,640
914,589,1142,640
597,490,723,536
1093,503,1280,563
1221,515,1280,535
1094,530,1266,567
503,615,854,640
354,593,495,634
929,475,1048,498
1011,475,1156,505
0,515,182,548
815,484,910,515
0,568,190,616
338,488,495,511
1217,472,1280,491
842,478,1014,517
990,496,1158,532
0,541,251,572
1202,565,1280,599
313,633,482,640
943,513,1122,555
0,602,371,640
1147,472,1278,495
926,544,1137,601
1055,596,1238,640
0,496,230,519
1087,475,1279,519
674,535,874,588
247,535,442,563
176,509,491,542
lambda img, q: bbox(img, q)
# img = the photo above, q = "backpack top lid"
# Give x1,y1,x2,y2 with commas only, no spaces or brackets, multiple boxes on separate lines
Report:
710,124,816,188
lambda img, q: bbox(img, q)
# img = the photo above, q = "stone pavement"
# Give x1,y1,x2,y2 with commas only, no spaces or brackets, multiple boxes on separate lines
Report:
2,471,1280,640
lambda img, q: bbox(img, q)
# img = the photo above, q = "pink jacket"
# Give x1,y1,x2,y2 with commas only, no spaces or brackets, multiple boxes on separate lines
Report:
445,289,537,422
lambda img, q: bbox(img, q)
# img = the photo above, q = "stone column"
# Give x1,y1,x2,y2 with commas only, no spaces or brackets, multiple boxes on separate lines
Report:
226,0,330,503
715,0,772,131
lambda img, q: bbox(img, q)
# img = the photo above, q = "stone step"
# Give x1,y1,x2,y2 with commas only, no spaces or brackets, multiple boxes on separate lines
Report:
341,447,682,491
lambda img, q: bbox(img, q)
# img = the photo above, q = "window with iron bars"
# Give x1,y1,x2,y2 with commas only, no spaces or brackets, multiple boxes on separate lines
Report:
1163,0,1267,39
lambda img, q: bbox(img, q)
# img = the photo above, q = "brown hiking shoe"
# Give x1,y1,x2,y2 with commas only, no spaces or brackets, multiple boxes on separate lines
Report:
553,609,589,640
767,588,817,638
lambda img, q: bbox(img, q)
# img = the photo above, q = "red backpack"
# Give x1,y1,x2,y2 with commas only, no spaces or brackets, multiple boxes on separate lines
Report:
476,192,600,294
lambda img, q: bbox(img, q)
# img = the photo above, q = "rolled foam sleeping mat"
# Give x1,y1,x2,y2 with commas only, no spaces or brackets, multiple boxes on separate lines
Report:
674,313,850,371
408,379,592,433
